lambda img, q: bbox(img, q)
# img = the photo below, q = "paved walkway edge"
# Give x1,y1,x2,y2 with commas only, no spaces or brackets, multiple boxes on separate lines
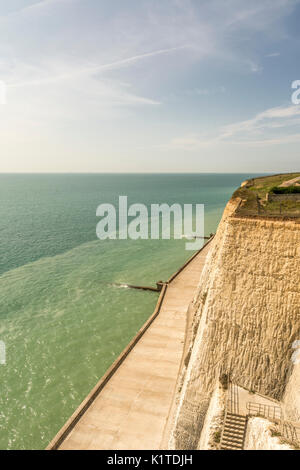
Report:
46,237,214,450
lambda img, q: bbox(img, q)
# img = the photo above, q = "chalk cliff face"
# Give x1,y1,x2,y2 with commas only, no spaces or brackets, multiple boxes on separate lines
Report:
168,198,300,449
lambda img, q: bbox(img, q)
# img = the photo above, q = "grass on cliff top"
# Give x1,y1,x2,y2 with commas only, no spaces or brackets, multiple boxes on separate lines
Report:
233,172,300,217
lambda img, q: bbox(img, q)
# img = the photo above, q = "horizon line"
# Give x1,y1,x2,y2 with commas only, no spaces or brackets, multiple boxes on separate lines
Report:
0,171,282,175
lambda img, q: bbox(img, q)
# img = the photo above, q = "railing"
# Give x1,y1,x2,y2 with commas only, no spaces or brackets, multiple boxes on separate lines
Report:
247,402,300,445
282,422,300,444
227,382,239,414
167,234,214,283
246,402,282,421
220,382,240,449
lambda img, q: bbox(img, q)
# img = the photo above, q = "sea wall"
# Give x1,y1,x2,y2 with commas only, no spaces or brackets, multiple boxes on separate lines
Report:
167,198,300,449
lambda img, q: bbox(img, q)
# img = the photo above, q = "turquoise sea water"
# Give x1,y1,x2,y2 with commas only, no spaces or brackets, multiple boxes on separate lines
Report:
0,173,259,449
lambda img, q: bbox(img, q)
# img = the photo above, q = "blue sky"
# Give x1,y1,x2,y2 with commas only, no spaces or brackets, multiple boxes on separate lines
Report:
0,0,300,173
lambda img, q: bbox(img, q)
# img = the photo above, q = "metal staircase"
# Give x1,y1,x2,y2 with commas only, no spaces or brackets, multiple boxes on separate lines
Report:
219,382,300,450
220,412,248,450
220,383,248,450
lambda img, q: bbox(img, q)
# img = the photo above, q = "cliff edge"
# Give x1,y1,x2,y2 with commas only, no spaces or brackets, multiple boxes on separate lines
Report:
165,174,300,449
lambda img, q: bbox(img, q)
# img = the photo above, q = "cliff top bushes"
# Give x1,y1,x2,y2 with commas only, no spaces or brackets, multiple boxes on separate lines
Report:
232,172,300,218
270,186,300,194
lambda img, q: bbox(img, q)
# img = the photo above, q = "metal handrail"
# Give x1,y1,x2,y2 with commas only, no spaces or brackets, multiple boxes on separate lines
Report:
246,402,282,421
247,402,300,445
282,422,299,443
227,382,239,414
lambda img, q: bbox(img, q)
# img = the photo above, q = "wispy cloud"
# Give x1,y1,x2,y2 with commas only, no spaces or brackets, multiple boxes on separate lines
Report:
167,105,300,149
266,52,281,57
0,0,300,172
1,0,297,101
1,0,74,19
8,46,189,89
220,105,300,138
184,86,226,97
5,46,192,112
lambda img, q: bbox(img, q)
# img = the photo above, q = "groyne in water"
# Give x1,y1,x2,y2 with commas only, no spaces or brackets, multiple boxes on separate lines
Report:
46,237,213,450
46,174,300,450
111,282,165,292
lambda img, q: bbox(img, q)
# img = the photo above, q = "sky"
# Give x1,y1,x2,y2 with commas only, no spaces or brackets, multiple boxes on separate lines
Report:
0,0,300,173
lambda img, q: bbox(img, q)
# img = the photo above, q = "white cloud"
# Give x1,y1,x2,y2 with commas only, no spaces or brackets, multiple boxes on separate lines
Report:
8,46,188,89
1,0,297,86
1,0,74,19
220,105,300,139
0,0,299,172
266,52,281,57
185,86,226,97
166,105,300,149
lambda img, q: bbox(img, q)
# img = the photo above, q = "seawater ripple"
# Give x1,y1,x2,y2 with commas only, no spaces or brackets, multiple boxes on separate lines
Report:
0,173,258,449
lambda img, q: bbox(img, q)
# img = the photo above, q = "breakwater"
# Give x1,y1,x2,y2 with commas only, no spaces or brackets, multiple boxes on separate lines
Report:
47,238,213,450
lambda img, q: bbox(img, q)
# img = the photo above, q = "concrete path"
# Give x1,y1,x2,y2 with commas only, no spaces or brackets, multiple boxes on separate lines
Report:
279,176,300,187
55,242,211,450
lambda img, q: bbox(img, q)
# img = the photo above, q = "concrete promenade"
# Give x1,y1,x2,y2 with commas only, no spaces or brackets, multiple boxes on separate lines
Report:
48,241,212,450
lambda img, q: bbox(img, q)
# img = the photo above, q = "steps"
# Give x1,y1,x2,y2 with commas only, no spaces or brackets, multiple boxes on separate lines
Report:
220,413,248,450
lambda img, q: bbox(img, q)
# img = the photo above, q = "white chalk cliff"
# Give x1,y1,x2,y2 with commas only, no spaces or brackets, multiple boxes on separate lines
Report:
166,197,300,449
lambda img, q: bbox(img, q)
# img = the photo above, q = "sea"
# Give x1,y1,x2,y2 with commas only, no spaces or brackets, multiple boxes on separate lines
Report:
0,173,260,449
